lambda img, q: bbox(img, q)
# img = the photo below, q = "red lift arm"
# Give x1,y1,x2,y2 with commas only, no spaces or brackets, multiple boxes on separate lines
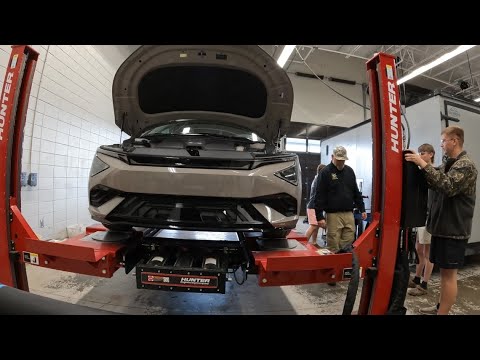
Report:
0,46,39,291
0,46,404,314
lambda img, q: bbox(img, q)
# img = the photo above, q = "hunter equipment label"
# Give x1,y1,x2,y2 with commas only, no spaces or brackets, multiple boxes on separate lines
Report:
141,272,218,289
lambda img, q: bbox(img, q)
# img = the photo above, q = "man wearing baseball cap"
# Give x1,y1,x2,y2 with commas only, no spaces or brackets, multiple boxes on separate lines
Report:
314,146,367,259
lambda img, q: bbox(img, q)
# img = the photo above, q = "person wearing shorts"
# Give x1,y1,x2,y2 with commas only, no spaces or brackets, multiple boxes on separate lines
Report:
408,226,433,295
405,126,477,315
408,144,435,296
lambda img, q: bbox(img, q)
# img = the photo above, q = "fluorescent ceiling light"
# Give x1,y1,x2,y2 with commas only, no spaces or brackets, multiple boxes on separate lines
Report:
397,45,476,85
277,45,296,68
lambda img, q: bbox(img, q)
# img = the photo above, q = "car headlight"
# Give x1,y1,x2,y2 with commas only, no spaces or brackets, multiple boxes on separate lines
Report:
274,164,298,185
90,156,110,177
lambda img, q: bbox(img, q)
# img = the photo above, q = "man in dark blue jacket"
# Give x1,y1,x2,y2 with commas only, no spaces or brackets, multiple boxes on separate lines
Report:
315,146,367,253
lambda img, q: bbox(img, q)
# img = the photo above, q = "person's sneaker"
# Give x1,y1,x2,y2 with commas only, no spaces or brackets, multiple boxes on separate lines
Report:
408,285,427,296
408,277,418,288
419,305,438,315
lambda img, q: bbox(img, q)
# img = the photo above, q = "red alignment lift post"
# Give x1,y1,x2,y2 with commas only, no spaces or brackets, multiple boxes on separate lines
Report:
0,46,39,290
0,46,126,286
357,53,404,314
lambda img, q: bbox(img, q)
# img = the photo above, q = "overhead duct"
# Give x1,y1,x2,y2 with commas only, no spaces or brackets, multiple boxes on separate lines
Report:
294,72,324,80
329,77,357,86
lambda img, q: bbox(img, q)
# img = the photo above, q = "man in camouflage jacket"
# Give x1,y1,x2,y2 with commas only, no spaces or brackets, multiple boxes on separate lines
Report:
405,125,477,315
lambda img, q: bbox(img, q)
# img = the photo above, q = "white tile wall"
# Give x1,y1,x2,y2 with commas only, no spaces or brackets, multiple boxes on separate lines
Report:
0,45,125,239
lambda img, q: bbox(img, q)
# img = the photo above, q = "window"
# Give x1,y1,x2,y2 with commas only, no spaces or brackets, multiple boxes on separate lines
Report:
307,140,320,153
285,138,306,152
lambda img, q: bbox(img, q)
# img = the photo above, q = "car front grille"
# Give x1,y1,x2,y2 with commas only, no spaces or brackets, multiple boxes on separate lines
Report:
95,191,297,231
105,194,267,231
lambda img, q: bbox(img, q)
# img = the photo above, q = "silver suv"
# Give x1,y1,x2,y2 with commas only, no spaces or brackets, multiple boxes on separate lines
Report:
88,45,301,238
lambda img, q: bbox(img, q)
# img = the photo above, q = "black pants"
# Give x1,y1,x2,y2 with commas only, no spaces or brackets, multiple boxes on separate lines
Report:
430,236,468,269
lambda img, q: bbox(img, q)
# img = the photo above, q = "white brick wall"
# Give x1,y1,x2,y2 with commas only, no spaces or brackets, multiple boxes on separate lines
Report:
0,45,125,239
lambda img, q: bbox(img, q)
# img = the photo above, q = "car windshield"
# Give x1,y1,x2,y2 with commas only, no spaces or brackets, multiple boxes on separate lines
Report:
140,120,265,142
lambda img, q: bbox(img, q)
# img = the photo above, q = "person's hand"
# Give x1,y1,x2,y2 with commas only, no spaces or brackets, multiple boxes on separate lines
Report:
361,212,367,220
318,219,327,229
404,150,427,169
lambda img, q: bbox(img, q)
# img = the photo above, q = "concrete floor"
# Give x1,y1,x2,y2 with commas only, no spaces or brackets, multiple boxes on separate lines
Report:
24,218,480,315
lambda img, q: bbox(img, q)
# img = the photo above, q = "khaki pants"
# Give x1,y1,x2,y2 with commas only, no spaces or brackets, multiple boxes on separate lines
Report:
326,211,356,252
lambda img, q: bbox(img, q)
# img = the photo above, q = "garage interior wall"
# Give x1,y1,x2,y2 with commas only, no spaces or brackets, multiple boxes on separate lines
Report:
0,45,122,239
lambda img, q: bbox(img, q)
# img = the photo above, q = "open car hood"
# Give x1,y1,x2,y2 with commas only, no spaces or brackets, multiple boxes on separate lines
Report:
112,45,294,145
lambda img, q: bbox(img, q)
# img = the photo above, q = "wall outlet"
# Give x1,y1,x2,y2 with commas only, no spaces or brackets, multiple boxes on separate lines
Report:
20,172,28,187
28,173,38,187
